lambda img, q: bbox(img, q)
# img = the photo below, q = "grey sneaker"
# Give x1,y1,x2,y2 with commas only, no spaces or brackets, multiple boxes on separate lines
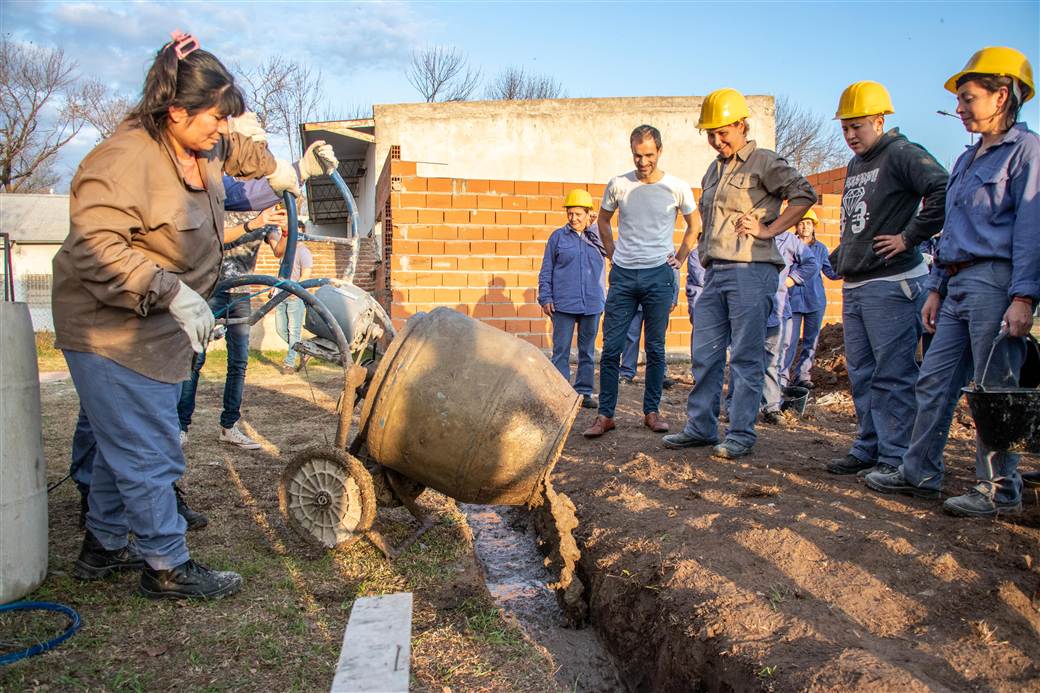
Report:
857,462,899,479
943,486,1022,518
827,454,876,475
662,431,716,449
580,394,598,409
865,468,940,499
179,430,188,448
220,423,261,450
711,440,752,459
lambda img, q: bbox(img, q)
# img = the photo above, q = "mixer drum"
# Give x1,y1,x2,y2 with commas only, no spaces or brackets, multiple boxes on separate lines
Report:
359,308,580,505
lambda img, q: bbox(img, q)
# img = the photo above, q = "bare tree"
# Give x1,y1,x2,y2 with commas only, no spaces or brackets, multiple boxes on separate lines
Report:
73,79,134,141
774,95,848,175
406,46,480,102
0,40,90,192
485,66,564,100
239,56,326,156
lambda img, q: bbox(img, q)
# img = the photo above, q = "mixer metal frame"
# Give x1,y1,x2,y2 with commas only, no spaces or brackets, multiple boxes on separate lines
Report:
213,182,433,559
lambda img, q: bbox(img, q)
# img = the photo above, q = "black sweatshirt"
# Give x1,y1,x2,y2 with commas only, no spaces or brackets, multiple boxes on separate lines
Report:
830,129,949,281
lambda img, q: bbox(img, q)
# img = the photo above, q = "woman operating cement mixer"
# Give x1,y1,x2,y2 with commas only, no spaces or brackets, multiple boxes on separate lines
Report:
866,47,1039,517
51,32,294,599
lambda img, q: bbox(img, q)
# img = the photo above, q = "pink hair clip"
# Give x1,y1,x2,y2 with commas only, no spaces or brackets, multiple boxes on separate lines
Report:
169,29,199,59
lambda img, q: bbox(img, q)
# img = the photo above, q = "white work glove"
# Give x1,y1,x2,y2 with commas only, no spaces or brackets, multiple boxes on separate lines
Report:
169,281,215,353
298,140,339,181
266,159,301,199
227,111,267,143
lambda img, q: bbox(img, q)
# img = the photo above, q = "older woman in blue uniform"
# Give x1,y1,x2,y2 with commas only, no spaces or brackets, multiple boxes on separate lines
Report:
867,47,1039,517
538,189,606,409
782,209,839,389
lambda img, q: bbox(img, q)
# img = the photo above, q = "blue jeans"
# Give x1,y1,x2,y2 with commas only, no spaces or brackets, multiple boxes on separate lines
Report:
550,312,601,396
177,291,251,431
782,310,824,385
70,406,97,495
843,277,926,467
620,307,643,379
276,297,306,368
598,264,675,418
683,262,778,448
64,350,189,570
900,262,1024,503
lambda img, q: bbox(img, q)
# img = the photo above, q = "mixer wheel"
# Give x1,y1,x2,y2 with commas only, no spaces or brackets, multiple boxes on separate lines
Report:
278,446,377,550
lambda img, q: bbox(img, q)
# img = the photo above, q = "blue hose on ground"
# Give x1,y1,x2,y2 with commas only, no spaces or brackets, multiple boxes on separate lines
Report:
0,601,81,665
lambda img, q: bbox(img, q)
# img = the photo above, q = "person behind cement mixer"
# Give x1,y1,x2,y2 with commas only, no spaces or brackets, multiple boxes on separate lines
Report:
538,189,607,410
51,31,297,600
866,47,1039,517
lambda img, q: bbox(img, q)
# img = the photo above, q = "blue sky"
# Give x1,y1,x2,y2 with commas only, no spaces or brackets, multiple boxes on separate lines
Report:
3,0,1038,185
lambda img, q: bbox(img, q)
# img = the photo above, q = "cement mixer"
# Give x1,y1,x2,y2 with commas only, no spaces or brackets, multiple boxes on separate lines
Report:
213,166,584,610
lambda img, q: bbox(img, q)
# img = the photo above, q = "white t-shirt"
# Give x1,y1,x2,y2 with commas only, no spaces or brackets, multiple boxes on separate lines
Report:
601,171,695,269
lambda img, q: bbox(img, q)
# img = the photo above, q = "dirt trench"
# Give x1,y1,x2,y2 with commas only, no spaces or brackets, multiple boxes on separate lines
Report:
531,367,1040,692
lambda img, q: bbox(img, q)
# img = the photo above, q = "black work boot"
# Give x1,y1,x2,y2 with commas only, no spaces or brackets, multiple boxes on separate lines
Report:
73,531,145,581
173,483,209,531
826,454,876,475
139,559,243,600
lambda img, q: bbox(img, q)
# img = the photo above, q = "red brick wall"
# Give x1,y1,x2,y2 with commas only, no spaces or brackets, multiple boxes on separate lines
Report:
254,237,381,293
381,160,847,349
807,166,848,195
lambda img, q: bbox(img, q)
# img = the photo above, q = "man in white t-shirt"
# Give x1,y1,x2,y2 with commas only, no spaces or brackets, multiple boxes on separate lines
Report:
584,125,698,438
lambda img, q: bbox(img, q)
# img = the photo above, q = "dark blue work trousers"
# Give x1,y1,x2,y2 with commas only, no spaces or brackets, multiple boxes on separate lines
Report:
550,312,601,396
177,291,252,431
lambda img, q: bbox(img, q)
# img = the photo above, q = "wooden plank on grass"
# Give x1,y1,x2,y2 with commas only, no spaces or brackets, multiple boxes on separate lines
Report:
330,592,413,693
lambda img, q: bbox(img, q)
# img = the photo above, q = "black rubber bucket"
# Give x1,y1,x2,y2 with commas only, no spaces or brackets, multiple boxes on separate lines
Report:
961,387,1040,453
781,385,810,416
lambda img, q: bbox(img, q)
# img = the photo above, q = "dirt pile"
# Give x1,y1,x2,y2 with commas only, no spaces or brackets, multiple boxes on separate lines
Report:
811,322,849,392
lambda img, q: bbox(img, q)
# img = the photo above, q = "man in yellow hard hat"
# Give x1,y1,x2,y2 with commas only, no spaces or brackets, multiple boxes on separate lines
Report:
538,189,606,409
583,125,697,438
825,81,949,478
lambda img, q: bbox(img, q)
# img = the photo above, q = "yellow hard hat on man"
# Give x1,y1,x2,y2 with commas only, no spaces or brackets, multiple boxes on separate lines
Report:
563,189,594,209
835,81,894,120
944,46,1035,102
697,88,750,130
801,208,819,225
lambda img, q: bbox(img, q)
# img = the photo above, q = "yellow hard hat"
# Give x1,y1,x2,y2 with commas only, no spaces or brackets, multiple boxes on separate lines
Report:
834,81,894,120
945,46,1035,102
697,88,750,130
801,209,819,225
563,189,593,209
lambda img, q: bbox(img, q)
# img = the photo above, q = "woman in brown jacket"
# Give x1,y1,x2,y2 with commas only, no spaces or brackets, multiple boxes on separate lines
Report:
52,33,293,600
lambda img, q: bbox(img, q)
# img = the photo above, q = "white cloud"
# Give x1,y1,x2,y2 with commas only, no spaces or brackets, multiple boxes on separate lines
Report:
2,0,434,187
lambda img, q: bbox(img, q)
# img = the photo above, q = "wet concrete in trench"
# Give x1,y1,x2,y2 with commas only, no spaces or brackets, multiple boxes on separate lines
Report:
460,504,628,693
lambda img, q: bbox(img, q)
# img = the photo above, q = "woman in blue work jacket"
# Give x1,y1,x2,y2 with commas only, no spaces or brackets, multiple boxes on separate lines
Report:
866,46,1039,517
538,189,606,409
782,209,839,388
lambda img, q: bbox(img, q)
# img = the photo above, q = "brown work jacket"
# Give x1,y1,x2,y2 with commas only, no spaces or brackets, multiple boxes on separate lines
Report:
697,140,817,268
52,121,276,383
